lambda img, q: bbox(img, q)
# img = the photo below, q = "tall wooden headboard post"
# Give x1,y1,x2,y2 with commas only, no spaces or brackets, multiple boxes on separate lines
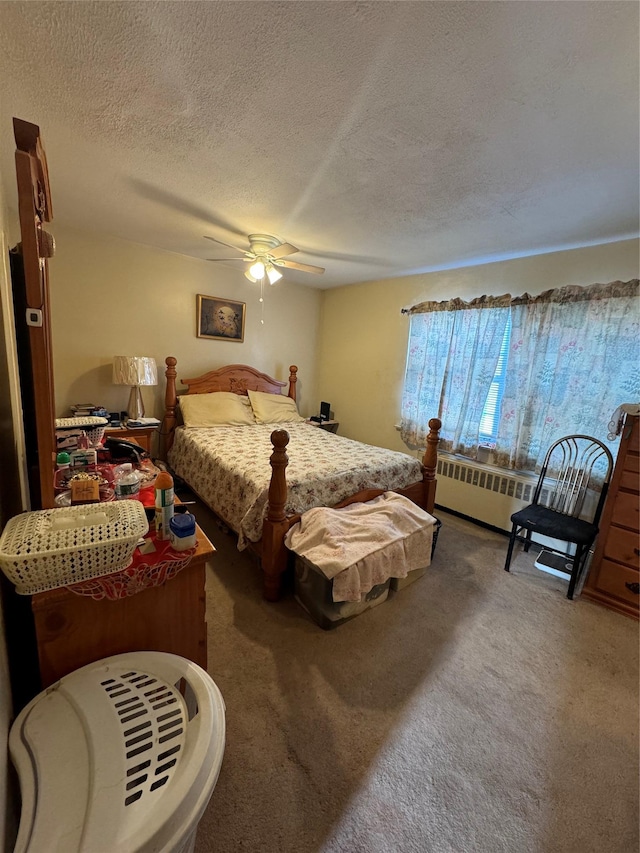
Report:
287,365,297,401
160,356,178,459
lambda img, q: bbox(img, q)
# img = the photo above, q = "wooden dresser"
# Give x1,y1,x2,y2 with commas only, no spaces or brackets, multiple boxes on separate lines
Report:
30,522,214,688
583,414,639,618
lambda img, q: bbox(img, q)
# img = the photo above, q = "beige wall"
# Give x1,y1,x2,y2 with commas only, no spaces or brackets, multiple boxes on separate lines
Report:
49,224,323,420
316,239,640,452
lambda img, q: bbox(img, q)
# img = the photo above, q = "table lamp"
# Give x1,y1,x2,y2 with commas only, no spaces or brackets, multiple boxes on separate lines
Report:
112,356,157,420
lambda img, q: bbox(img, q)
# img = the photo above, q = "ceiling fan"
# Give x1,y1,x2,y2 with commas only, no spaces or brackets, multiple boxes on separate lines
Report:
204,233,325,283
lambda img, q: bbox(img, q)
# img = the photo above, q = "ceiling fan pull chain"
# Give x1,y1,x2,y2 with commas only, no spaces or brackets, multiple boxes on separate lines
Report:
260,277,265,324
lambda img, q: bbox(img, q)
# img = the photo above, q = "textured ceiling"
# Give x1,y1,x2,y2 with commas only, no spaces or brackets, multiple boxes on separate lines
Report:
0,1,638,288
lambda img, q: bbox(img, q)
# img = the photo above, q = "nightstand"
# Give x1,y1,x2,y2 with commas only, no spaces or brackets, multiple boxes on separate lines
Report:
104,425,158,454
306,419,339,434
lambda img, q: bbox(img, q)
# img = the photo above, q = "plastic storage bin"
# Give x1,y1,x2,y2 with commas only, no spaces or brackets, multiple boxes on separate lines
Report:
294,554,390,630
9,651,226,853
390,516,442,591
55,415,108,448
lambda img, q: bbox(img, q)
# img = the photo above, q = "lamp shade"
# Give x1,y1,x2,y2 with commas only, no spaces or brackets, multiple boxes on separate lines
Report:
112,356,158,387
266,264,283,285
249,260,265,280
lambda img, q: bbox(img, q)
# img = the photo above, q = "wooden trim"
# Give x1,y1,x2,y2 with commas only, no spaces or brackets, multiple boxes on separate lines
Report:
182,363,288,396
13,119,56,509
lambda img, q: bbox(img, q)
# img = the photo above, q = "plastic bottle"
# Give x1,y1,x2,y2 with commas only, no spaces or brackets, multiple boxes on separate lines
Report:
114,463,141,500
169,512,197,551
154,471,175,540
56,452,71,471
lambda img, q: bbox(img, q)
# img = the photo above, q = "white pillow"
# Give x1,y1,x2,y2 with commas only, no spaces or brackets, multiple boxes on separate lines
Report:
178,391,255,427
247,389,305,423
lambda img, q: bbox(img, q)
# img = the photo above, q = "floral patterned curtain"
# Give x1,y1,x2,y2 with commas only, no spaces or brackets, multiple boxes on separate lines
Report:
493,280,640,470
401,295,510,454
401,280,639,471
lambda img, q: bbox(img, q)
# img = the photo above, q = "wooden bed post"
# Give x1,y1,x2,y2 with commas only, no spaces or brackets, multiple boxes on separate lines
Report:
288,365,298,401
160,356,178,459
422,417,441,514
262,429,291,601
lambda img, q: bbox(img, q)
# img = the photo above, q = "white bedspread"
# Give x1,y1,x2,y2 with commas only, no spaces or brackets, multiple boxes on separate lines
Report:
284,492,436,602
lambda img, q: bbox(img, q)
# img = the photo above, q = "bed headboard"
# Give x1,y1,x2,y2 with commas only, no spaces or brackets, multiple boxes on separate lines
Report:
160,356,298,458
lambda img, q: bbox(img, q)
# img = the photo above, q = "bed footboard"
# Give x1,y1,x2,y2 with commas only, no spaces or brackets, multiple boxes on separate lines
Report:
261,418,442,601
261,429,291,602
397,418,442,515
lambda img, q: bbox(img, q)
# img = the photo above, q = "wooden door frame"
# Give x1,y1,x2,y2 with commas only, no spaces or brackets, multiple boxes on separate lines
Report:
13,118,56,509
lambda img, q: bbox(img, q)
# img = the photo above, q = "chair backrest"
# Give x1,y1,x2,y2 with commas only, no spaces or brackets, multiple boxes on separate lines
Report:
532,435,614,525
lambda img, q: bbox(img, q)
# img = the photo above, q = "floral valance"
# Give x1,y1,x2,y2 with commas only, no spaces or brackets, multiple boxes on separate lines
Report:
403,279,639,315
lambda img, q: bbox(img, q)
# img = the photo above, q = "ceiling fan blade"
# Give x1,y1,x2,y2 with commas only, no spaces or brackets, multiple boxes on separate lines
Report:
203,235,249,254
207,258,248,262
268,242,298,260
277,259,325,274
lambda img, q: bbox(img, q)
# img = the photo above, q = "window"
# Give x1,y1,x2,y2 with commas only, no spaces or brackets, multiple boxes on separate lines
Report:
478,314,511,446
401,280,639,472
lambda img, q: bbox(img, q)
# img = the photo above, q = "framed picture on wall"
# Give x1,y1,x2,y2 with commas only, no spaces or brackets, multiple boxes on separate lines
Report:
197,295,246,342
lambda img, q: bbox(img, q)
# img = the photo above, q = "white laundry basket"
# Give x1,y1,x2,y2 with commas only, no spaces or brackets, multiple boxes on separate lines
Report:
9,651,226,853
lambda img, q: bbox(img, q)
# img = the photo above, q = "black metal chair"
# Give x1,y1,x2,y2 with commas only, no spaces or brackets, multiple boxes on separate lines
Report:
504,435,614,599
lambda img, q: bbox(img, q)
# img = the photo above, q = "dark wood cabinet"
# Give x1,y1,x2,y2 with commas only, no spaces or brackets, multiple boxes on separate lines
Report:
583,415,639,619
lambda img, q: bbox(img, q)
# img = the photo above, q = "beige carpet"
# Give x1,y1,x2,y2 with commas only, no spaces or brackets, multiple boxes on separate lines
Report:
189,502,639,853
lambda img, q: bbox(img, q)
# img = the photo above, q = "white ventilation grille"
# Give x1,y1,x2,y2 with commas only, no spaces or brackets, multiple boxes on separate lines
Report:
437,458,540,503
100,668,197,807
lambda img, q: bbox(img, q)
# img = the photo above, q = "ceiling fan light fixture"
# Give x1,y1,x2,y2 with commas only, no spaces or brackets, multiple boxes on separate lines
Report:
266,264,282,285
244,270,259,283
249,259,265,280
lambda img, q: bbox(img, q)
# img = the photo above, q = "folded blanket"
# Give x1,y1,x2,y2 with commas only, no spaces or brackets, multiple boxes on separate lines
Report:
285,492,436,602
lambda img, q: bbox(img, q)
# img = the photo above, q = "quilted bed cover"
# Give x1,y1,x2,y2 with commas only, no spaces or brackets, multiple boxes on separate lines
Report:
167,423,423,549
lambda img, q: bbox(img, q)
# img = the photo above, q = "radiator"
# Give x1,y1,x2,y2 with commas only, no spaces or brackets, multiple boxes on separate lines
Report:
434,455,591,559
435,455,535,532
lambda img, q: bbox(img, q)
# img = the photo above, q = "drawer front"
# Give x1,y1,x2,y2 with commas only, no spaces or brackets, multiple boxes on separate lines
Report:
622,451,639,476
593,559,640,609
603,526,640,569
612,490,640,532
620,467,639,491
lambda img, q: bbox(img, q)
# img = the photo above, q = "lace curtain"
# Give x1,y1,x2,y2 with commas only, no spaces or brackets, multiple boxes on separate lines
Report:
401,280,639,470
401,295,511,455
493,280,639,470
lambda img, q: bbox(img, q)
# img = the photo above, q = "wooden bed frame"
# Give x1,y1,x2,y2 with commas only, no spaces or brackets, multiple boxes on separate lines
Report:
160,356,441,601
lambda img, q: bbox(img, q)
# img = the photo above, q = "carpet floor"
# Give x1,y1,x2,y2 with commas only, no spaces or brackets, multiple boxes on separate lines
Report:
187,499,638,853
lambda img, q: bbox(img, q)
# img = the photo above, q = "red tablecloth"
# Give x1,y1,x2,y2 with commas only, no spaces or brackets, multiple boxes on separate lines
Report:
65,530,196,600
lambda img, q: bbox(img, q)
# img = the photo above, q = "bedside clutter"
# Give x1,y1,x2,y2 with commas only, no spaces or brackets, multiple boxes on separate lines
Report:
307,401,338,432
103,424,159,455
305,419,339,433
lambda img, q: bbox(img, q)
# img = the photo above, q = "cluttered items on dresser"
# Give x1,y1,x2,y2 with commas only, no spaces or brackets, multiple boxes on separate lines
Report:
53,415,162,508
